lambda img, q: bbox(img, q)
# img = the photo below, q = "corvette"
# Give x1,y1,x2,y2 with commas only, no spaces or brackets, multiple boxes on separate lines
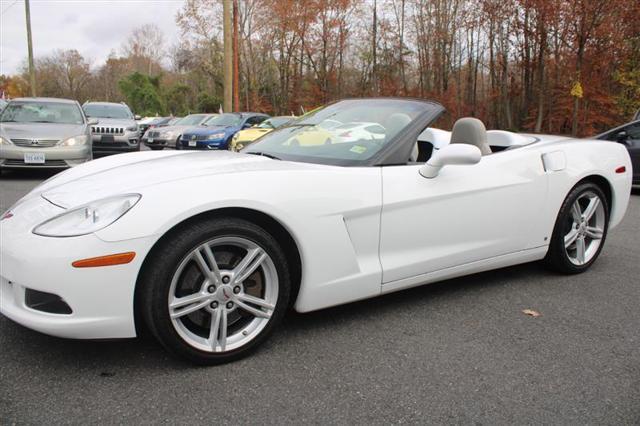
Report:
0,98,632,365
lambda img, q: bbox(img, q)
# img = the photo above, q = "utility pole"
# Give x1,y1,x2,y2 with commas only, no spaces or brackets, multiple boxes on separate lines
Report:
25,0,36,96
223,0,232,113
232,0,239,112
371,0,377,95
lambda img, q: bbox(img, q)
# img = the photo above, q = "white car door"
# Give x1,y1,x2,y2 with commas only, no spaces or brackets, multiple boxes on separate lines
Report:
379,148,548,284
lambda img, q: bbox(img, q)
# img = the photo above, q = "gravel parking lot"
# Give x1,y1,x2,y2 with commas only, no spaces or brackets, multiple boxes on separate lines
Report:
1,167,639,424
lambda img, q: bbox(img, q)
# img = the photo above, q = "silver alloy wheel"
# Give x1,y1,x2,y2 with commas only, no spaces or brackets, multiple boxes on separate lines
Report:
168,236,278,352
563,191,606,266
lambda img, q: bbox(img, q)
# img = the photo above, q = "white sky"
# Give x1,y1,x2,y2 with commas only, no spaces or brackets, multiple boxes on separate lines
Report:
0,0,185,75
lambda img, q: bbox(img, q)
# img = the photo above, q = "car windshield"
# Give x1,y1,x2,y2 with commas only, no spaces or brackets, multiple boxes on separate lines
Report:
1,101,84,124
176,114,208,126
258,117,293,129
245,99,433,166
83,104,132,119
150,117,169,125
205,113,242,127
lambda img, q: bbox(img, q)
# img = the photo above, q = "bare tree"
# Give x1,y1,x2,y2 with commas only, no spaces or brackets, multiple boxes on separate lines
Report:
122,24,166,74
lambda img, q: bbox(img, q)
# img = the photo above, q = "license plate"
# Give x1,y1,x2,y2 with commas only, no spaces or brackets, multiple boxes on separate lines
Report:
24,152,45,164
101,135,115,143
148,138,154,143
189,140,197,147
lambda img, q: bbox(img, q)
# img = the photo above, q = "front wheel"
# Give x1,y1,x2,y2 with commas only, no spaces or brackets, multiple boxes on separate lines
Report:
544,182,609,274
139,217,291,364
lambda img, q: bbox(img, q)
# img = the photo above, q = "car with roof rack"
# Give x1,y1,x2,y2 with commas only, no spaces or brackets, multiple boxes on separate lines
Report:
83,101,140,157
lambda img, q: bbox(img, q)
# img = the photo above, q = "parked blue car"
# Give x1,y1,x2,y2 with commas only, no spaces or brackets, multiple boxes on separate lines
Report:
179,112,269,150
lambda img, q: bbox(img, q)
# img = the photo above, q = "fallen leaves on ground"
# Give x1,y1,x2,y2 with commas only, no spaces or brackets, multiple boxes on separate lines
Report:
522,309,541,317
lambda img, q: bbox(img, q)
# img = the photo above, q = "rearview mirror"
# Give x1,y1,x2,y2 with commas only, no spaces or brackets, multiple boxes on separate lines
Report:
134,115,142,121
419,144,481,178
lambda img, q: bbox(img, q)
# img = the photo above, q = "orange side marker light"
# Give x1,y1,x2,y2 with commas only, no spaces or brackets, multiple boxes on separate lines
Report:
72,252,136,268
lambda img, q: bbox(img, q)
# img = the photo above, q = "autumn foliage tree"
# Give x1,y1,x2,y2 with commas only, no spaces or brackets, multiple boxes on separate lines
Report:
12,0,639,136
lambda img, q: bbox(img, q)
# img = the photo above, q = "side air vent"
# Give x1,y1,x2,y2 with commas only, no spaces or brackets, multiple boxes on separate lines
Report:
25,288,73,314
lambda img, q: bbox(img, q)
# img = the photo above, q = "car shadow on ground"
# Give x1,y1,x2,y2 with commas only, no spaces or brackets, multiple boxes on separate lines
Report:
1,261,551,372
0,169,60,180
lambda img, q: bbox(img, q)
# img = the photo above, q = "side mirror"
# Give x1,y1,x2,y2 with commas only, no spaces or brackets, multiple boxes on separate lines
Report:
87,117,98,125
419,144,481,178
616,131,629,143
134,115,142,121
243,123,252,129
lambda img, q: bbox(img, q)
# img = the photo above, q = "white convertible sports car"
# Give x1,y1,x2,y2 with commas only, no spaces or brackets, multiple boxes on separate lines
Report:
0,98,632,364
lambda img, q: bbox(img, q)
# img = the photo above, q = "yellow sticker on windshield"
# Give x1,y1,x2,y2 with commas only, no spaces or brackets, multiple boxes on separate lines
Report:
350,145,367,154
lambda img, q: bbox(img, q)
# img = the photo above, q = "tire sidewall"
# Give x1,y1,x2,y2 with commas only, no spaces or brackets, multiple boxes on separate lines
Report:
547,182,610,274
141,218,291,365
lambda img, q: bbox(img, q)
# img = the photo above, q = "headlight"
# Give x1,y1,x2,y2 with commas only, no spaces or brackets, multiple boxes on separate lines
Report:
33,194,141,237
207,133,226,140
0,136,13,146
126,125,138,132
59,135,89,147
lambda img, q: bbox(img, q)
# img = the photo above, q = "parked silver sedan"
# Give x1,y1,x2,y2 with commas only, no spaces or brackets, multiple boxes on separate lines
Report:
143,113,217,150
0,97,95,171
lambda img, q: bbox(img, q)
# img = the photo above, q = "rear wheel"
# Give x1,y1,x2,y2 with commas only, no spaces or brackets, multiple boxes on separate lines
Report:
544,182,609,274
140,217,291,364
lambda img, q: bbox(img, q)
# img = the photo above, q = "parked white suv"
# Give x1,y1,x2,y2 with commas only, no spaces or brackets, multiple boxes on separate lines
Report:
83,102,140,156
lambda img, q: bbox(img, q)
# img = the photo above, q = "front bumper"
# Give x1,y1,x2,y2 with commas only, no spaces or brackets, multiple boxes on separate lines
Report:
179,138,227,150
143,138,171,148
0,145,91,169
230,139,254,152
91,132,140,156
0,196,154,339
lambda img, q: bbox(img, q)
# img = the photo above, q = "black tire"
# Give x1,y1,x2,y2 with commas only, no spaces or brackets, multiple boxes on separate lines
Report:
544,182,609,274
139,217,291,365
175,137,182,150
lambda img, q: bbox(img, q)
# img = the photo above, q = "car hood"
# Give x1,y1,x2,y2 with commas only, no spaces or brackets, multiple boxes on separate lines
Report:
237,128,273,140
92,117,136,127
156,124,203,134
32,150,324,208
0,122,87,141
184,125,231,135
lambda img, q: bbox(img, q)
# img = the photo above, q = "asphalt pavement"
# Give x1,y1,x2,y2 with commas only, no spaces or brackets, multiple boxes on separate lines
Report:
1,167,639,425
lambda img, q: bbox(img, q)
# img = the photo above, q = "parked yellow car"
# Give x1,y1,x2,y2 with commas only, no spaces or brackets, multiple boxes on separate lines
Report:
283,119,342,146
230,116,296,151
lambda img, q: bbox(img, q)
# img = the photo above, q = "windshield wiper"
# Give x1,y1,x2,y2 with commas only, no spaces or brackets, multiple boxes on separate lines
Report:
247,152,281,160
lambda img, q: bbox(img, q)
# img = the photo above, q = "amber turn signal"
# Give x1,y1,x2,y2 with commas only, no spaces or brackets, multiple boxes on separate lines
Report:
72,252,136,268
